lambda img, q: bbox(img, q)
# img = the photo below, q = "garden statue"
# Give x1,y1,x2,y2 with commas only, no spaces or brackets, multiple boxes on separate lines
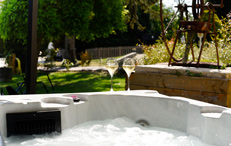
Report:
160,0,224,68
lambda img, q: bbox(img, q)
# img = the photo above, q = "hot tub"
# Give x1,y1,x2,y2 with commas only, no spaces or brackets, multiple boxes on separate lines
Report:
0,90,231,146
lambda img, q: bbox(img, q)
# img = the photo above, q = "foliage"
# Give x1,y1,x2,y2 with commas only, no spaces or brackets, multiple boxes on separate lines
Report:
88,0,127,39
37,0,62,44
4,50,13,66
43,48,59,70
0,0,28,41
0,0,127,68
217,18,231,45
143,38,231,67
76,1,179,48
185,70,202,77
143,39,186,65
209,17,231,65
124,0,158,31
158,5,179,40
0,0,62,72
61,59,74,71
59,0,126,40
201,10,222,29
143,8,231,67
123,0,178,40
200,10,222,41
59,0,93,39
45,48,59,62
0,0,61,44
80,51,92,67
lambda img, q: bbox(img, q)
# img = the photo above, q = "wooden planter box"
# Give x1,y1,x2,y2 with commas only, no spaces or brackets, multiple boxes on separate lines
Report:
130,64,231,107
0,67,12,82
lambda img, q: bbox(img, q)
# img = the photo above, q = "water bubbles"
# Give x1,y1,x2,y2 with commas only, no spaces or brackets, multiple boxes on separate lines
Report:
6,117,213,146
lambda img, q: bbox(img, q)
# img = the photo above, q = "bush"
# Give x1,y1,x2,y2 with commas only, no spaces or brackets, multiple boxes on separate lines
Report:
61,59,74,71
143,39,188,65
143,39,231,66
143,18,231,66
80,51,92,67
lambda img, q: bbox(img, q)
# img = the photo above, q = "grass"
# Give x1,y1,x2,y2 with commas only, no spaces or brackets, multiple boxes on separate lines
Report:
0,71,126,95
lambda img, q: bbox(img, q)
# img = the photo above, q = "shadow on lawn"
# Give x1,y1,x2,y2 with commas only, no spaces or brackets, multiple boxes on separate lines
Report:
0,71,126,94
37,72,126,93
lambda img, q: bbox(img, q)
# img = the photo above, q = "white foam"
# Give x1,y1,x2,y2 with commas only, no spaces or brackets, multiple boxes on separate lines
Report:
5,117,214,146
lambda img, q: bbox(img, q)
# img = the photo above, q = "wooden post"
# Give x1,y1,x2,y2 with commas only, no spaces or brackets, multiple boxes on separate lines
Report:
26,0,38,94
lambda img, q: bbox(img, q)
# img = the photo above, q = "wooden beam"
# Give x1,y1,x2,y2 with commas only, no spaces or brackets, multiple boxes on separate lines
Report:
26,0,38,94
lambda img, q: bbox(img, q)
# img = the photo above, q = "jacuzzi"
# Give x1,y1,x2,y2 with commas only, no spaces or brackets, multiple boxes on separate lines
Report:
0,90,231,146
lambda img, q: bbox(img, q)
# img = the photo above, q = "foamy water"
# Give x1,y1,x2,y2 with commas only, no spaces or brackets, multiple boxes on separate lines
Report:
5,117,214,146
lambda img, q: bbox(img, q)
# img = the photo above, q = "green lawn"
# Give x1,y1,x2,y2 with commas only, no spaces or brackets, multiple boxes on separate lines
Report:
0,71,126,95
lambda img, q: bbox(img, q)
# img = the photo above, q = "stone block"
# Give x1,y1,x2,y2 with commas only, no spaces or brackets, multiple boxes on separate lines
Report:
130,64,231,107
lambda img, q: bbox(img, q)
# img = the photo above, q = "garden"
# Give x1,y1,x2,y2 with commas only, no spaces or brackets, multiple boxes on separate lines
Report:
0,0,230,96
1,1,231,145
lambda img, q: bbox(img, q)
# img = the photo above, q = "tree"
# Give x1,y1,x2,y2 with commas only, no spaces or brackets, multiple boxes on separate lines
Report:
124,0,179,41
58,0,93,63
124,0,159,31
74,1,177,48
0,0,62,71
59,0,126,63
0,0,62,51
0,0,127,64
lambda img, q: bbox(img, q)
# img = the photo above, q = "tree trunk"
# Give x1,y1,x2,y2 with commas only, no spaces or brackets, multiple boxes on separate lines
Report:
65,35,76,64
183,32,194,64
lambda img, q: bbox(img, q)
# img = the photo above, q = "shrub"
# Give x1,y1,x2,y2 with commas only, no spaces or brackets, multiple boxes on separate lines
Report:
143,39,188,65
61,59,74,71
143,18,231,66
80,51,92,67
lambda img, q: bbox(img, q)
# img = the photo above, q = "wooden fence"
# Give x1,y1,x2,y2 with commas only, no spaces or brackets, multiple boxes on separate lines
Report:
86,46,143,59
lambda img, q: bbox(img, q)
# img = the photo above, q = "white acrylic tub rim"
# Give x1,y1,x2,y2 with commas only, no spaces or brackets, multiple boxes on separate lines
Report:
0,90,230,146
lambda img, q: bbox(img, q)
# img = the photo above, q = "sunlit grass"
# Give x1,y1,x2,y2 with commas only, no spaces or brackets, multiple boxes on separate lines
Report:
0,71,126,95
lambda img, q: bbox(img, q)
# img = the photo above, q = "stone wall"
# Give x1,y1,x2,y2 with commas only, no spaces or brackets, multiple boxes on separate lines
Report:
130,64,231,107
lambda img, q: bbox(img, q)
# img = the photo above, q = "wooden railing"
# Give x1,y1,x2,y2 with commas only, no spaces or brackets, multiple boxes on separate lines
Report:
86,46,143,59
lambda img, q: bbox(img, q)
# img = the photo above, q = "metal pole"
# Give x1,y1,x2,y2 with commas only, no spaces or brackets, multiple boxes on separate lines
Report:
26,0,38,94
